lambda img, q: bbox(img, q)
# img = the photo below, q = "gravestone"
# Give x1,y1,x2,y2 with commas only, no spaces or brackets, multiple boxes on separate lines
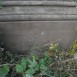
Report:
0,0,77,54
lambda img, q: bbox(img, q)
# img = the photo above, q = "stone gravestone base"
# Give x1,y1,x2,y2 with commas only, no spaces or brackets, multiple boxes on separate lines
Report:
0,0,77,56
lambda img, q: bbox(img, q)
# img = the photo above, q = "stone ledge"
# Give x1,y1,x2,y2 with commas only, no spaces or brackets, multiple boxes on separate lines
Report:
2,1,77,7
0,7,77,15
0,15,77,21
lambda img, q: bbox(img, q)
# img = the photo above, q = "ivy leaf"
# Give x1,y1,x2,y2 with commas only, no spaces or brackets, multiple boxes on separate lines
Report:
27,58,33,64
39,59,47,71
0,65,9,77
28,56,38,68
15,64,24,73
26,68,35,75
15,58,27,73
39,59,45,65
20,58,27,70
40,64,47,72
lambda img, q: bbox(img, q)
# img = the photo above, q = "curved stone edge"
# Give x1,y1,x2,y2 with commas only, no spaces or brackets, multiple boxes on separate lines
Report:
0,7,77,15
2,1,77,7
0,15,77,21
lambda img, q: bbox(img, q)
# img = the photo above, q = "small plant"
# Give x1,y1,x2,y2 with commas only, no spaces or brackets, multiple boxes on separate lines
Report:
0,65,9,77
0,40,77,77
69,39,77,56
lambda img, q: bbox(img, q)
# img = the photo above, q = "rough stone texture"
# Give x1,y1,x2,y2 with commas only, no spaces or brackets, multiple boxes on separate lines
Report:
2,1,76,6
0,15,77,22
1,7,77,15
0,1,76,21
0,1,77,54
0,21,77,53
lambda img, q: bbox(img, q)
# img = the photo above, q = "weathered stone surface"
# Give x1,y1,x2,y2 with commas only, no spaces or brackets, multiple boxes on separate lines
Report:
2,1,76,6
0,7,77,15
0,1,76,21
0,21,77,53
0,0,77,54
0,15,77,21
